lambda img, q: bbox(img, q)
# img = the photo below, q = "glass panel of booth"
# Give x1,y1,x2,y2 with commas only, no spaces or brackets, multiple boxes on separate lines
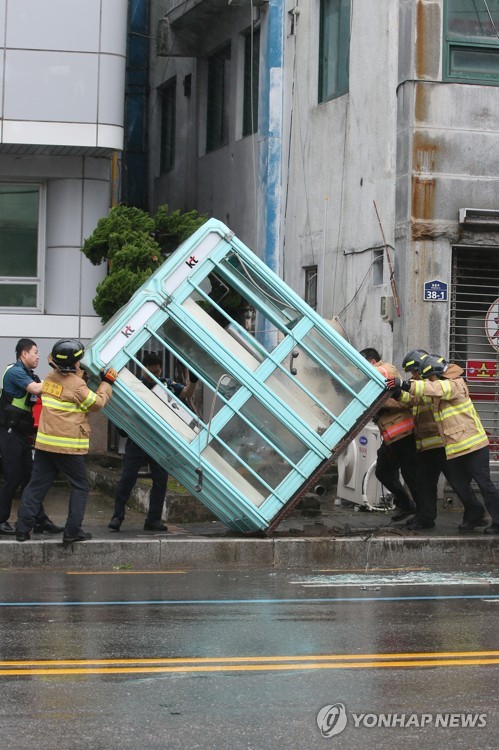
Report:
176,256,372,433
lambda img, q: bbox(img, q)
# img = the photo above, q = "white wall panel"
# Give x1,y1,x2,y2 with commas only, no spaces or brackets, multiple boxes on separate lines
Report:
3,121,97,147
83,157,112,181
45,247,83,315
0,0,5,46
97,124,124,150
100,0,129,55
80,259,107,318
98,54,126,126
5,0,100,52
4,51,98,122
81,176,111,241
46,180,83,247
0,315,80,338
80,316,104,339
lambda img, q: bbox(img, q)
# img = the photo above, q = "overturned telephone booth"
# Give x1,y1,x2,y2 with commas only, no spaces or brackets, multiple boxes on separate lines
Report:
83,219,387,532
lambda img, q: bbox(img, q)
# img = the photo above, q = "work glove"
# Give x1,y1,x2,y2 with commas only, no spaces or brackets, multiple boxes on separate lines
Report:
385,377,411,392
188,371,199,383
100,367,118,385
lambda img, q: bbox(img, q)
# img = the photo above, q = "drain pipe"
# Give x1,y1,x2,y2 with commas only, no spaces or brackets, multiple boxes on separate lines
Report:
258,0,285,351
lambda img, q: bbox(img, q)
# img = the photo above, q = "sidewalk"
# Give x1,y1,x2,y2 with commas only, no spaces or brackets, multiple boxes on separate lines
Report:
1,466,497,570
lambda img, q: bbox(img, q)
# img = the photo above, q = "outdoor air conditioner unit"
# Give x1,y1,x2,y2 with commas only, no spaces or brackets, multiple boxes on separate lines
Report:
336,423,393,510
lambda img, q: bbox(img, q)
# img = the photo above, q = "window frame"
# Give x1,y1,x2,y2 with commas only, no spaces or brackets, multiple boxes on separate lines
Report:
443,0,499,85
160,77,177,174
242,26,260,138
304,265,318,310
0,182,45,313
206,42,231,153
318,0,351,103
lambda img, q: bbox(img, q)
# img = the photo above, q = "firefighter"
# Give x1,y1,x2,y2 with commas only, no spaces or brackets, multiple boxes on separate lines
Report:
398,349,487,532
393,354,499,535
0,338,63,535
359,348,424,522
16,339,116,543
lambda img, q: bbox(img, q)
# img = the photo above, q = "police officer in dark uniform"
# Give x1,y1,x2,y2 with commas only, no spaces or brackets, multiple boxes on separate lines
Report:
108,352,198,532
0,338,63,535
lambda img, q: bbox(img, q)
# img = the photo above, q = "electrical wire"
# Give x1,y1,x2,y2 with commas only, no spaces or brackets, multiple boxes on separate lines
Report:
482,0,499,39
335,255,383,318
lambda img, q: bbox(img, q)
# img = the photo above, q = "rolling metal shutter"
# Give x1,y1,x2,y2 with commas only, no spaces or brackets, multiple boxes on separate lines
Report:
450,247,499,473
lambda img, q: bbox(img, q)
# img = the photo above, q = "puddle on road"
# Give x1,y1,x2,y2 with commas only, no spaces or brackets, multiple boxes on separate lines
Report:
290,571,499,587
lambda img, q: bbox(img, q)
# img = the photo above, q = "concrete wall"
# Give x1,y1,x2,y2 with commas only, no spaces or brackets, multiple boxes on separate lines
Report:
149,0,499,369
149,0,261,248
280,0,399,358
395,0,499,364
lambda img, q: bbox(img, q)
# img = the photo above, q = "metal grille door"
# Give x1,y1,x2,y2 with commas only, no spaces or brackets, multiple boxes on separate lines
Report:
450,248,499,468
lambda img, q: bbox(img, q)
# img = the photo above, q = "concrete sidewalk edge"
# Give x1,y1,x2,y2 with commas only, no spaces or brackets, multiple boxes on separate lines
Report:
0,536,497,571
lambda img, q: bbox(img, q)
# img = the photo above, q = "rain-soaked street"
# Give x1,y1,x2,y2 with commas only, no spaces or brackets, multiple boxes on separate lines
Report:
0,566,498,749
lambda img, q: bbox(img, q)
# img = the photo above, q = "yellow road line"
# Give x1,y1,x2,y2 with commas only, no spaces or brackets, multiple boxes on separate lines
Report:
65,571,186,575
2,650,499,668
0,651,499,674
1,658,498,677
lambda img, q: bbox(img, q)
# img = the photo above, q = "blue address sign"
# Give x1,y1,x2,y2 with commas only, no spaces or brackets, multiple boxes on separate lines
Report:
424,279,448,302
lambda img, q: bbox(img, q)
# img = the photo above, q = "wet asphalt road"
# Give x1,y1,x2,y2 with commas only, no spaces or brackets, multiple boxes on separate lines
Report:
0,567,498,750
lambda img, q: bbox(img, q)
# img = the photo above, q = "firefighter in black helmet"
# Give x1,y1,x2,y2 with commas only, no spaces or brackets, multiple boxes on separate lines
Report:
16,340,117,543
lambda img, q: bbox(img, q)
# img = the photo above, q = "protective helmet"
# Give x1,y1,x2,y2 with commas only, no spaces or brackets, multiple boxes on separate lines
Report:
51,339,85,373
402,349,429,373
420,354,448,379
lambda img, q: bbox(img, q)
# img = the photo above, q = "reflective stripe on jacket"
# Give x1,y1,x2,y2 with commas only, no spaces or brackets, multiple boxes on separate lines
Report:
36,370,112,455
0,364,31,412
410,364,488,459
373,361,414,444
399,391,445,452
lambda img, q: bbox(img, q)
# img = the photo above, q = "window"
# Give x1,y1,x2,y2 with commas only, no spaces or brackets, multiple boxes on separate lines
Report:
304,266,318,310
206,43,231,152
318,0,350,103
243,28,260,137
0,184,43,310
444,0,499,83
160,78,176,173
372,250,384,286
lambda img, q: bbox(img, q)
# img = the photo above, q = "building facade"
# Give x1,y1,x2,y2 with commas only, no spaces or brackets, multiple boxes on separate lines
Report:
149,0,499,446
0,0,129,366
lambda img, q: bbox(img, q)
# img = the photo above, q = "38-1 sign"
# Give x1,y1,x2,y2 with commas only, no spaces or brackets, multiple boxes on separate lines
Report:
424,279,448,302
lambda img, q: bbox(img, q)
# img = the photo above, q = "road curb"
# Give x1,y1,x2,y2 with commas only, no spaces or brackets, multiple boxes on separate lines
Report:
0,536,497,570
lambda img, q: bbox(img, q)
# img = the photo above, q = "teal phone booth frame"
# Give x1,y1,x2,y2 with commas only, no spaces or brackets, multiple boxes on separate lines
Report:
83,219,387,532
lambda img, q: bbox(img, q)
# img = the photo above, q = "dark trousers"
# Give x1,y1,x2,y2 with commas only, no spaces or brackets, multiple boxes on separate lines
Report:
113,439,168,523
0,425,48,524
17,450,89,536
444,445,499,525
416,448,448,524
375,435,424,512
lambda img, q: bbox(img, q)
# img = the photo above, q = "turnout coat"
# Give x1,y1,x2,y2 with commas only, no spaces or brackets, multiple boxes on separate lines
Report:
36,369,112,454
373,360,414,445
408,364,488,460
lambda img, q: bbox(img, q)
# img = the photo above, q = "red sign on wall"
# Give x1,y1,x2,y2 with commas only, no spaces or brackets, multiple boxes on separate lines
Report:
466,360,498,381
